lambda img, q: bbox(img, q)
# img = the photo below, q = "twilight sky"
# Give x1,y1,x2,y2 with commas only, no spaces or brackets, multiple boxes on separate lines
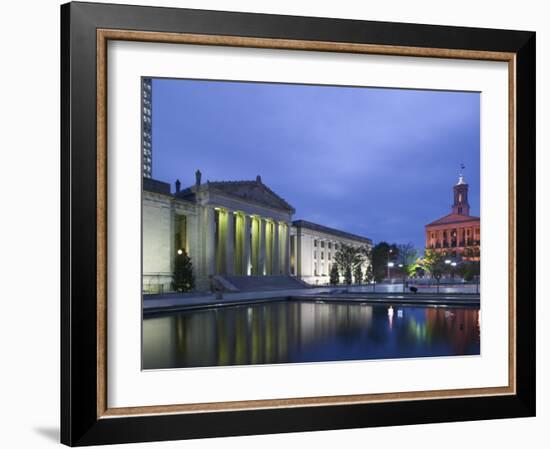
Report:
151,78,480,251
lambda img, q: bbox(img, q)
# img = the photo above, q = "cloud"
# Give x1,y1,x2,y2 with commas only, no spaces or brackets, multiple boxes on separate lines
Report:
152,79,480,250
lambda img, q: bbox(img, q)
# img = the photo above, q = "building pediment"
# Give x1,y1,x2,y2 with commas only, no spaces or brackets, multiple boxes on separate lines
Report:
208,181,293,212
426,213,480,227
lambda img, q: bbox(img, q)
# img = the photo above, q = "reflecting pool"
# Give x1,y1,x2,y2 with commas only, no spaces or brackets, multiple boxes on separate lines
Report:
142,301,480,369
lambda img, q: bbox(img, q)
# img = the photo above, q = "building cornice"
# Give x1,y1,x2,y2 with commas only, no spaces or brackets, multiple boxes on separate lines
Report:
292,220,372,245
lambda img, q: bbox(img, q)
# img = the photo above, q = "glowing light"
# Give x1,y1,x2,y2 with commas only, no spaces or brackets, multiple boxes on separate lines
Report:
177,249,183,255
387,262,394,267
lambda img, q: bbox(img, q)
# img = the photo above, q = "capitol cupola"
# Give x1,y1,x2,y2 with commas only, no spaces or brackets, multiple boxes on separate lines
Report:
452,171,470,216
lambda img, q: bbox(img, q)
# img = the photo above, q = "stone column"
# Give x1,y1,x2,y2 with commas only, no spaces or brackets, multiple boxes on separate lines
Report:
205,207,216,276
273,221,280,275
296,228,302,277
243,215,251,275
259,218,266,275
226,210,234,275
285,223,291,275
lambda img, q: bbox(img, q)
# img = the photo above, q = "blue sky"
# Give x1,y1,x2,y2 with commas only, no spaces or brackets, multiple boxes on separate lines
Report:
151,78,480,251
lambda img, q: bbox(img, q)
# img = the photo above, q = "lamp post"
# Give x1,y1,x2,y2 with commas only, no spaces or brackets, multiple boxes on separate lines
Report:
444,259,451,282
387,249,393,280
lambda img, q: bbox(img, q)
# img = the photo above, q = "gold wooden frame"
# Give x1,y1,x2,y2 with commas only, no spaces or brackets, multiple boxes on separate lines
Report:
96,29,516,419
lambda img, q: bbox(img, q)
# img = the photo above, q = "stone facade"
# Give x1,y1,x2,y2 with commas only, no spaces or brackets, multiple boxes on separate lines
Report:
143,173,372,292
290,220,372,285
425,174,480,261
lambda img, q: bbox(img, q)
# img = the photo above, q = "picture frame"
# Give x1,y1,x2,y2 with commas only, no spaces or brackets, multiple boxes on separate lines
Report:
60,1,535,446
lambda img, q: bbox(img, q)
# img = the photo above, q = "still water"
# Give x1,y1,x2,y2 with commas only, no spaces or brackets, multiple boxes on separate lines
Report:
143,301,480,369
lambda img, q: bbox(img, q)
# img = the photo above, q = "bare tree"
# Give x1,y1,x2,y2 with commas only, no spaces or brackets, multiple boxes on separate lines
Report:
334,244,368,285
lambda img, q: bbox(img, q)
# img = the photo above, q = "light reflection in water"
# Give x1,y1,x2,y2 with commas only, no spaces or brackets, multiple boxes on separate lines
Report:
143,301,480,369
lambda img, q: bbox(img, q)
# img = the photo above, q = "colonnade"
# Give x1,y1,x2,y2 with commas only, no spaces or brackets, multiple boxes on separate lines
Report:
426,225,480,249
206,207,291,277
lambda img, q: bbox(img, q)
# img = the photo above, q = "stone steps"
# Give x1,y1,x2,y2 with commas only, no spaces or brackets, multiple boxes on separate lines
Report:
220,275,309,292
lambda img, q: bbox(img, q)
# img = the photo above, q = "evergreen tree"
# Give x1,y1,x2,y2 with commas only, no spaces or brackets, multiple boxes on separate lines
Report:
329,264,339,285
371,241,399,282
344,266,353,285
172,249,195,292
353,265,363,284
364,264,374,284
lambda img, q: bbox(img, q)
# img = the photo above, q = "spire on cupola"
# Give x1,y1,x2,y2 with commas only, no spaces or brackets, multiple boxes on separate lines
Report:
456,163,466,185
452,164,470,216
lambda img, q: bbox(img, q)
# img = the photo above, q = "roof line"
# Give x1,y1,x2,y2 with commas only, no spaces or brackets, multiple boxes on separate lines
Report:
426,213,481,227
174,179,296,213
292,219,372,244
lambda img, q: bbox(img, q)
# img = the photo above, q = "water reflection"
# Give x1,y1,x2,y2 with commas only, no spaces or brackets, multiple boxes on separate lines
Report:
143,301,480,369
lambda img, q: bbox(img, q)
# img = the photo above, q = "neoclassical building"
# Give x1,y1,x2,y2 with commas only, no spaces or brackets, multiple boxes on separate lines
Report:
143,171,372,292
290,220,372,285
425,174,480,261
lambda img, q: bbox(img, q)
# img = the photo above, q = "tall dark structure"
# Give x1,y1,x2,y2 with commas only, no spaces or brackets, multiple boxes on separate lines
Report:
452,173,470,216
425,170,480,261
142,78,153,178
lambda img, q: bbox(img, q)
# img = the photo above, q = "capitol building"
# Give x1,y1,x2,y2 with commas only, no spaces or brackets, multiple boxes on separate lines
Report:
425,173,480,261
143,170,372,293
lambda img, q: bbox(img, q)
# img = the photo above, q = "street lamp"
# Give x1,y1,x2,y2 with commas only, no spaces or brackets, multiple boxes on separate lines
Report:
387,249,393,280
450,261,457,281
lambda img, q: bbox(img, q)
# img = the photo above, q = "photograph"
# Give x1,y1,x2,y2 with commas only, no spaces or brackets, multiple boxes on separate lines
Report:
54,1,536,445
141,77,481,370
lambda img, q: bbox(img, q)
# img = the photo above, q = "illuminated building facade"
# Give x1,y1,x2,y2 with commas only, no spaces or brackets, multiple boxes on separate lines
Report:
425,173,480,261
290,220,372,285
143,172,372,292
